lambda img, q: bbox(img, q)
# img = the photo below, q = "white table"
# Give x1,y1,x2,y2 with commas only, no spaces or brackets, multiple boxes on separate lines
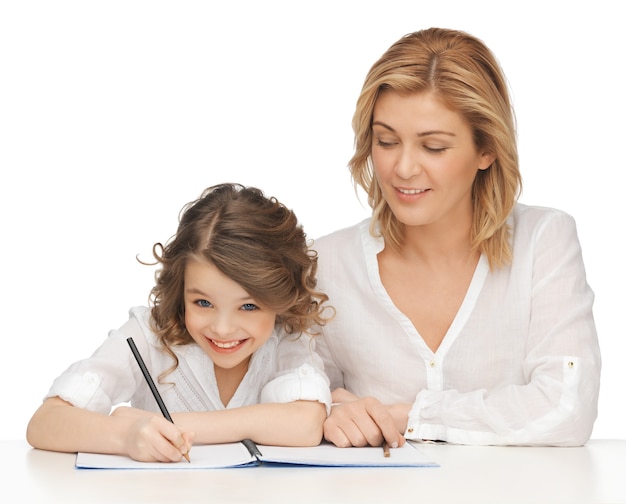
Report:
5,439,625,503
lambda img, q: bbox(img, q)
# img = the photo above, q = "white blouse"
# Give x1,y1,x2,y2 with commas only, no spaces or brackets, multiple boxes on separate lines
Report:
45,306,331,414
313,204,601,446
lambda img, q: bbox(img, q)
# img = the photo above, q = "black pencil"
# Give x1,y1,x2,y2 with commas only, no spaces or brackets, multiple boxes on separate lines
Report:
126,337,190,462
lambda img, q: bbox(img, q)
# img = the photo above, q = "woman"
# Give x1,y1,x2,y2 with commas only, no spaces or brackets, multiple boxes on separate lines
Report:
315,28,600,448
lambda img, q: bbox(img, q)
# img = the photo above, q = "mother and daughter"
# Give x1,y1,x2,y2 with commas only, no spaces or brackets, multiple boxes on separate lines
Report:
27,28,600,461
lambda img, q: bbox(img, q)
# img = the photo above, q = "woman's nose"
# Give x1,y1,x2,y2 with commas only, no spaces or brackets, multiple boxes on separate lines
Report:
395,147,422,179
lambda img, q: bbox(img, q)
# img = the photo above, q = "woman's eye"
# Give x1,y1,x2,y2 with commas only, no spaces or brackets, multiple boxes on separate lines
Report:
424,145,447,153
241,303,258,311
196,299,212,308
376,139,396,148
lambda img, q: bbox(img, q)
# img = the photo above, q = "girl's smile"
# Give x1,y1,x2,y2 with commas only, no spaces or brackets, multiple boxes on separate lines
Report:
184,259,277,371
207,337,249,351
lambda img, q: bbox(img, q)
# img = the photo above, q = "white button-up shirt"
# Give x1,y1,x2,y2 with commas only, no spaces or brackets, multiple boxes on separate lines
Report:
313,204,601,446
45,306,331,414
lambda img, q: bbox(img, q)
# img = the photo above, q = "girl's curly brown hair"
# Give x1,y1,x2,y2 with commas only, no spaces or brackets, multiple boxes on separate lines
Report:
144,183,331,377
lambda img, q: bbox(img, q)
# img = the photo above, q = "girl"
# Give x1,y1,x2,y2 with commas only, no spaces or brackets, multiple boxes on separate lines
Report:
315,28,601,448
27,183,332,462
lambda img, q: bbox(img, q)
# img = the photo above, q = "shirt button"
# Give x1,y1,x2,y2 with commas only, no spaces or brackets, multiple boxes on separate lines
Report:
407,428,414,433
429,360,435,368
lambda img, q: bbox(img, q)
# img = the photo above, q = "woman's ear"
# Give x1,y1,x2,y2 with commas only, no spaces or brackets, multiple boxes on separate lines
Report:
478,152,496,171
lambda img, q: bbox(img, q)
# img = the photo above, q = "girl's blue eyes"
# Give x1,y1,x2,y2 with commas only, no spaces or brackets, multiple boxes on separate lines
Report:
195,300,258,311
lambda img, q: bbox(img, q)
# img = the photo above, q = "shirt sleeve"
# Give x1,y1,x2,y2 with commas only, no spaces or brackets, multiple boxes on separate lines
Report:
405,211,601,446
259,332,332,415
44,312,145,414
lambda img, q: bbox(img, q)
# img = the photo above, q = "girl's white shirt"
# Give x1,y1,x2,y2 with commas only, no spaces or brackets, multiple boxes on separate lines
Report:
45,306,331,414
313,203,601,446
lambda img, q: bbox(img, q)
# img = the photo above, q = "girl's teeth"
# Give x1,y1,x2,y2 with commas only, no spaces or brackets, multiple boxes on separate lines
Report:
212,340,241,349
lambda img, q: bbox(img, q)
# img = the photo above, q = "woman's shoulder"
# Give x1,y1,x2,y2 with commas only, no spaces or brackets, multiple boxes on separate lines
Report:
511,203,579,244
512,202,576,228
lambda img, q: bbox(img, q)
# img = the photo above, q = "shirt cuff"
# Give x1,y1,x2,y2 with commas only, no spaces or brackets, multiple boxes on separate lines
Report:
405,389,443,441
45,371,112,414
260,363,332,415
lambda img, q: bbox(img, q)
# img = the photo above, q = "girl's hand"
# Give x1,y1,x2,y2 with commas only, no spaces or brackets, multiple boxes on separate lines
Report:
113,408,194,462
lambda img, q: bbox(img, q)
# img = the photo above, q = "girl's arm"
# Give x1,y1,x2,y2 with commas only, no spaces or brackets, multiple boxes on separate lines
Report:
26,396,193,462
175,332,330,447
113,335,331,448
170,400,327,447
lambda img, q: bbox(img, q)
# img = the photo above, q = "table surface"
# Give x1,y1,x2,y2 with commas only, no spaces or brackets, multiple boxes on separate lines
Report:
5,439,625,504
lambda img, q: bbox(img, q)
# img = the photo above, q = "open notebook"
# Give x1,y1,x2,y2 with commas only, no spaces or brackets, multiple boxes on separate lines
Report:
75,440,438,469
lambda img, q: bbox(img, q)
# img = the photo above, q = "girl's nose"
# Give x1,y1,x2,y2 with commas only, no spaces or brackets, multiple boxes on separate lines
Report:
210,312,236,337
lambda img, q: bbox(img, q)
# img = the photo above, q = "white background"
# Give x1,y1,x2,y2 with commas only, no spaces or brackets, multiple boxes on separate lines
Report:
1,0,623,441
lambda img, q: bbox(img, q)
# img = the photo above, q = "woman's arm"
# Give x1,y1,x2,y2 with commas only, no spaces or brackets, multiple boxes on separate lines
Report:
322,210,601,447
26,397,193,462
404,211,601,446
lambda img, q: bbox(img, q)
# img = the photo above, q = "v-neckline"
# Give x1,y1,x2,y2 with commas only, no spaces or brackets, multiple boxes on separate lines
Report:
361,221,489,358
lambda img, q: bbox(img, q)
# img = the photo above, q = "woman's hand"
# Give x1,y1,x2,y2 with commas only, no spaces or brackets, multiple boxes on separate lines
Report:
323,388,407,449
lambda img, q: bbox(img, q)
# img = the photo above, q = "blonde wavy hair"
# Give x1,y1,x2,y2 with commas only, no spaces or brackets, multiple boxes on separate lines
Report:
350,27,521,269
144,183,331,377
